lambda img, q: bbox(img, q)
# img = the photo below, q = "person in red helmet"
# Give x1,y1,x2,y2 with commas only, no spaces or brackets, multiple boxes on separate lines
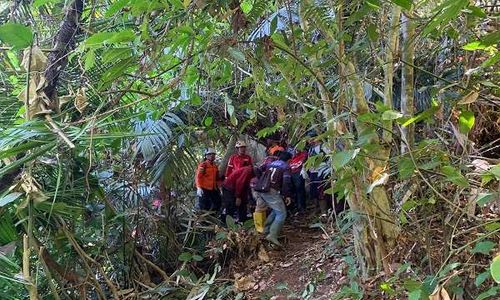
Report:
225,140,253,178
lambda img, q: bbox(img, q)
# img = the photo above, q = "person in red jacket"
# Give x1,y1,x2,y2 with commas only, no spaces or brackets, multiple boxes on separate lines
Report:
225,141,253,178
221,165,256,223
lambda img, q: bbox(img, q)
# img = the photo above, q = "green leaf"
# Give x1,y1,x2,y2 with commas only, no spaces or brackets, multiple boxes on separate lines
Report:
485,222,500,232
489,164,500,179
382,110,403,120
228,47,246,62
458,111,475,134
471,240,496,255
192,254,203,262
203,116,213,127
178,252,192,262
0,193,22,207
366,0,381,10
332,149,359,170
240,0,253,14
391,0,412,10
441,165,469,188
33,0,62,8
0,23,33,49
463,41,487,51
226,215,237,230
408,289,421,300
476,287,500,300
107,29,136,44
105,0,130,17
398,158,415,180
477,193,495,207
475,270,490,287
491,255,500,283
401,101,440,126
191,95,202,106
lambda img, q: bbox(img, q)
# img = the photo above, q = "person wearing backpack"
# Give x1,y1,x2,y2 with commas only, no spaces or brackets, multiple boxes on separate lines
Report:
254,151,293,246
195,148,222,212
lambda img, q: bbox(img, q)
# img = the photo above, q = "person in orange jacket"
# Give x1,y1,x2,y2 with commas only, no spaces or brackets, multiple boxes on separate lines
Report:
195,148,222,211
225,141,253,178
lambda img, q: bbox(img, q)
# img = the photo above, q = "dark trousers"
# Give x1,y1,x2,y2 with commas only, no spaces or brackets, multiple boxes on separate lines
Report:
309,172,321,201
291,172,306,212
221,187,247,223
198,189,221,211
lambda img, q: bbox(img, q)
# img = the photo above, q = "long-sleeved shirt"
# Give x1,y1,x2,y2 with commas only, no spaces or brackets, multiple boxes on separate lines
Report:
225,154,253,178
289,151,308,173
195,160,219,190
222,166,254,199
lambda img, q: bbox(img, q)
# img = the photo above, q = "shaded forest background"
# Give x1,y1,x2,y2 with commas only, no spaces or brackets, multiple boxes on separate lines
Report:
0,0,499,299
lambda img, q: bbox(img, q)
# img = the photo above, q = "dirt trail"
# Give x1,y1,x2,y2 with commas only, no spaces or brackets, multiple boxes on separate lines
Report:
233,217,348,299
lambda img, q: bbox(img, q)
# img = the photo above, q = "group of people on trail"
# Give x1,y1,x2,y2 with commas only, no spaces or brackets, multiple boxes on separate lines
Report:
194,134,340,247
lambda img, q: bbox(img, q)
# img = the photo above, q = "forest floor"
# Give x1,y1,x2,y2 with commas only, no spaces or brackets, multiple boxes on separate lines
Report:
228,213,350,300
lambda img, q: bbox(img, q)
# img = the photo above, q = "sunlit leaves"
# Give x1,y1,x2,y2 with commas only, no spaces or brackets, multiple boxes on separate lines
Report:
422,0,469,36
0,23,33,49
458,111,475,134
390,0,412,10
492,255,500,283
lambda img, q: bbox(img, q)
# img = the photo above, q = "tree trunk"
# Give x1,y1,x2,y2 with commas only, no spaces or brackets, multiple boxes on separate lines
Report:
345,61,399,277
383,6,401,144
43,0,84,110
401,12,415,152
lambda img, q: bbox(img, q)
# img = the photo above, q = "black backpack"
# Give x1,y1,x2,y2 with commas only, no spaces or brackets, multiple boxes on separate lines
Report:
254,167,283,193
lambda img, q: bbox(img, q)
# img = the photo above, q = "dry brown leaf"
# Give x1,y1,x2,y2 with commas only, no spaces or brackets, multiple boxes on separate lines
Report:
429,286,451,300
74,88,88,113
258,246,270,262
21,46,47,72
458,91,479,105
234,275,255,291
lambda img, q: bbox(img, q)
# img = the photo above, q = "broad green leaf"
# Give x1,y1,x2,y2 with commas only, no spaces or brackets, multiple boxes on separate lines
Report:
463,41,487,51
102,48,132,64
178,252,192,262
468,6,487,18
458,111,475,134
391,0,412,10
84,49,96,70
192,254,203,262
101,57,135,82
491,255,500,283
0,193,22,207
475,270,490,287
471,240,496,255
226,215,237,230
0,23,33,49
382,110,403,120
240,0,253,14
107,29,135,44
190,95,202,106
332,149,359,170
203,116,213,127
477,193,495,206
482,53,500,68
84,32,114,46
398,158,415,179
441,165,469,188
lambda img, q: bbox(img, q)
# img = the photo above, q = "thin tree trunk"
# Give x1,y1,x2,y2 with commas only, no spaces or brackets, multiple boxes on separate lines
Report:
383,6,401,144
401,12,415,152
43,0,84,110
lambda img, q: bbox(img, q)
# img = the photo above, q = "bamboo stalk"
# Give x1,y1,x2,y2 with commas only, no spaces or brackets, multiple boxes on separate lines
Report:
23,234,39,300
401,12,416,152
